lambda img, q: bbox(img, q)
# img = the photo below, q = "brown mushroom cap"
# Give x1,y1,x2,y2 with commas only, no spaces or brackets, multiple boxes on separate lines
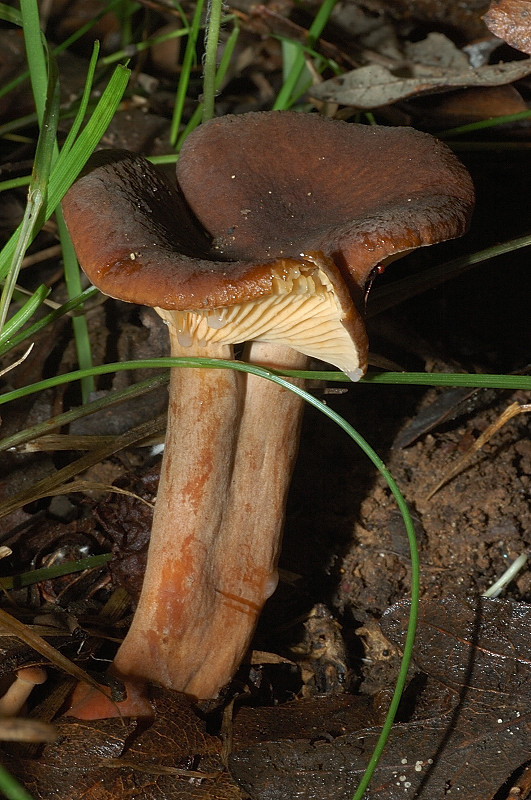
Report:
62,149,369,377
62,113,474,377
177,112,474,290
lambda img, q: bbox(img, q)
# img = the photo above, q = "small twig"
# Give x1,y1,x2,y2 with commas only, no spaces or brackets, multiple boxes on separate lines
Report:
425,402,531,500
20,244,62,270
0,343,34,378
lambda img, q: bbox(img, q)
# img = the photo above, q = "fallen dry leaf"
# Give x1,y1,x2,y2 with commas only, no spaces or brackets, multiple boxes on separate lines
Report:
1,688,244,800
311,32,531,109
483,0,531,55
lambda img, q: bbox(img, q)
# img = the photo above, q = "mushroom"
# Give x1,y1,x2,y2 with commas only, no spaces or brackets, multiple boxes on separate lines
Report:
0,666,47,716
61,112,474,711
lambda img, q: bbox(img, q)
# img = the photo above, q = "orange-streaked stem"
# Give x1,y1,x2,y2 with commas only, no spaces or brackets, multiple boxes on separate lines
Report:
93,333,307,705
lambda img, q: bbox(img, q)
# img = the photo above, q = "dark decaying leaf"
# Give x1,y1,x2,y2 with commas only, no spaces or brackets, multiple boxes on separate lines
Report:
1,688,243,800
311,32,531,109
229,596,531,800
381,595,531,693
93,465,158,600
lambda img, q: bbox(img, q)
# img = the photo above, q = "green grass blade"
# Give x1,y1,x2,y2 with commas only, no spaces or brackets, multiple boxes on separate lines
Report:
273,0,337,109
45,64,130,217
0,553,113,591
0,49,59,331
351,469,419,799
0,176,32,192
368,234,531,317
0,64,130,282
170,0,205,147
360,371,531,389
440,109,531,138
0,766,34,800
278,370,531,389
99,20,190,67
0,285,50,346
58,212,95,401
0,3,22,24
3,359,529,405
61,43,101,158
0,287,98,357
20,0,50,123
52,44,102,401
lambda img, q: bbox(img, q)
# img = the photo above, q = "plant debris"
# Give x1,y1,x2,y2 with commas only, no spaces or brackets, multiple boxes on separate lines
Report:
229,596,531,799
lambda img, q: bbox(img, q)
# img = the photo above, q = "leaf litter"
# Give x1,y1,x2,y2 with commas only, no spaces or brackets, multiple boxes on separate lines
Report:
311,33,531,110
0,1,530,798
228,596,531,800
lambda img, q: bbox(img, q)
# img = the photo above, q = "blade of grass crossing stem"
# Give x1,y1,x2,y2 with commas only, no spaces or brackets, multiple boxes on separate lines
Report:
0,50,59,332
0,64,130,282
273,0,338,109
170,0,205,147
1,361,531,407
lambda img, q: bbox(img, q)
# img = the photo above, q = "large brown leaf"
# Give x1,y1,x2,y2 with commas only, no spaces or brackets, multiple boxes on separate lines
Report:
229,596,531,799
1,688,243,800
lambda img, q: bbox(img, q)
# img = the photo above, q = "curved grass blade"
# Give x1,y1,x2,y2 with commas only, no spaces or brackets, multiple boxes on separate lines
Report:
1,360,530,406
0,355,420,798
0,285,50,347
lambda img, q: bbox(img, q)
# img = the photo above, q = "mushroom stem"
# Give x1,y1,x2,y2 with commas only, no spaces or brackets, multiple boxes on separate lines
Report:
112,337,307,699
182,341,307,698
113,338,244,694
